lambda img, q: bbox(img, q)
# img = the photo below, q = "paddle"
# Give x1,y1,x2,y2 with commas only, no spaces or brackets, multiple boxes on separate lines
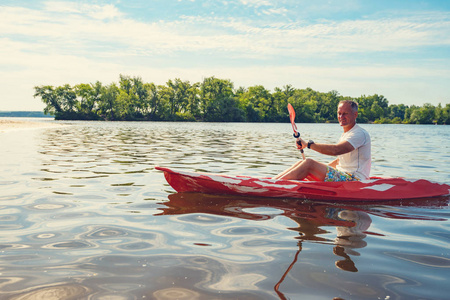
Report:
287,103,305,160
274,243,302,299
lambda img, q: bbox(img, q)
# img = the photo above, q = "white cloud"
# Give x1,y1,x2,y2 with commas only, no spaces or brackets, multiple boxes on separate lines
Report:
43,1,122,19
2,3,449,60
43,1,80,13
262,7,288,15
238,0,272,8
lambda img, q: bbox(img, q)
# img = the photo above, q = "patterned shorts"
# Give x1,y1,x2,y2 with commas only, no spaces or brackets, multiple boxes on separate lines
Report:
324,166,359,182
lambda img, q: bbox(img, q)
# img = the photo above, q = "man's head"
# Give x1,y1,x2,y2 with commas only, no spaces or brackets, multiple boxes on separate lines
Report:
338,100,358,131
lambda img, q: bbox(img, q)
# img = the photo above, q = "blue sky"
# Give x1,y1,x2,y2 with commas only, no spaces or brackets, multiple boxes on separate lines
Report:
1,0,449,110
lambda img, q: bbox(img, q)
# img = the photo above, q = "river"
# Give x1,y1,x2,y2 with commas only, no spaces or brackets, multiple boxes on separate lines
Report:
0,121,449,299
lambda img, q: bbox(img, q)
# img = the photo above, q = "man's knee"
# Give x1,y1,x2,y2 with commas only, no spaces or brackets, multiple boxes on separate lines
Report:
303,158,318,169
304,158,327,176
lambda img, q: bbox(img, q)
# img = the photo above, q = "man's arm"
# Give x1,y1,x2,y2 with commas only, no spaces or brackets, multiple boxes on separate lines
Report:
298,139,354,156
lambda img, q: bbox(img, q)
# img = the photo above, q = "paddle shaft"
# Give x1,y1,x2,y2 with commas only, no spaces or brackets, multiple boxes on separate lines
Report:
294,132,306,160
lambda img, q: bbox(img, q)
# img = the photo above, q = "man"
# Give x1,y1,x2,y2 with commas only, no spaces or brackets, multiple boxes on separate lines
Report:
274,100,371,181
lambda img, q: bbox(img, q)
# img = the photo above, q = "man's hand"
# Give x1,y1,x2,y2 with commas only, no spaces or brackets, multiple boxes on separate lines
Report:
296,138,307,150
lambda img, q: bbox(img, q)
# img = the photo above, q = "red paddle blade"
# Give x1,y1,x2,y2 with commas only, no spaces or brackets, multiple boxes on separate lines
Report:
287,103,298,132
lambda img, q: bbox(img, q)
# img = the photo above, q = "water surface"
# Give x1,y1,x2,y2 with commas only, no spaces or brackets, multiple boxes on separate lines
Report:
0,121,449,299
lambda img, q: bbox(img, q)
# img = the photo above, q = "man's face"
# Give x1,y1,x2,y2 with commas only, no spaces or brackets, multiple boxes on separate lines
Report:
337,103,357,127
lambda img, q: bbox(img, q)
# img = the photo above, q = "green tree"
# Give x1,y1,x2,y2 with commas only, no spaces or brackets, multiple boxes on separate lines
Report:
56,84,77,114
132,76,149,118
166,78,194,120
34,85,61,116
185,82,201,120
272,85,295,122
142,82,159,119
74,83,100,119
97,83,119,120
317,90,341,122
356,94,388,122
434,103,445,124
442,103,450,124
370,102,384,121
237,85,275,122
388,104,407,121
200,77,242,122
115,75,150,120
288,88,318,123
34,84,78,119
409,103,436,124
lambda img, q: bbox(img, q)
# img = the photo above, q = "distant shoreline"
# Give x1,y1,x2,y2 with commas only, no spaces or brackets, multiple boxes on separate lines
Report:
0,111,49,118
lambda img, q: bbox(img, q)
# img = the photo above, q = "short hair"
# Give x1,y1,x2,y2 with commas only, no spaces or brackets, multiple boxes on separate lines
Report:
339,100,358,112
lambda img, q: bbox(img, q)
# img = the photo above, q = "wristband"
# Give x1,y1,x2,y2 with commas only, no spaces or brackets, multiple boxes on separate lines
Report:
307,140,314,149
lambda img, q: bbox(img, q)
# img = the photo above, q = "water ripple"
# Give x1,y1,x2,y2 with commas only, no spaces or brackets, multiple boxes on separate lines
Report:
0,122,449,299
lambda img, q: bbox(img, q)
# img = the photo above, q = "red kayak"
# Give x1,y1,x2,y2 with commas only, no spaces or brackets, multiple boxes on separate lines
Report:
156,166,450,202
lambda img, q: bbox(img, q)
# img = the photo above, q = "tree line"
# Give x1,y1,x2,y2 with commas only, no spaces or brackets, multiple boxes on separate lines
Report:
34,75,450,124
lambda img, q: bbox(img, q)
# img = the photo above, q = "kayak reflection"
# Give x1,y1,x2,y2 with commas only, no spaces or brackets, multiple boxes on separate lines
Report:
156,193,449,299
157,193,372,267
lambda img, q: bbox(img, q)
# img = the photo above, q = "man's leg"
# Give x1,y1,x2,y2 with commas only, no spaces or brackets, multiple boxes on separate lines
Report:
273,160,303,179
274,158,328,181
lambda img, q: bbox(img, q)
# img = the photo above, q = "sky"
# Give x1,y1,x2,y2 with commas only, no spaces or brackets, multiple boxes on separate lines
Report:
1,0,449,111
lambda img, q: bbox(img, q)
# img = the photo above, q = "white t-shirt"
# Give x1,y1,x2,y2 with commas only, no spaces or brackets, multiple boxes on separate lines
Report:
336,124,371,180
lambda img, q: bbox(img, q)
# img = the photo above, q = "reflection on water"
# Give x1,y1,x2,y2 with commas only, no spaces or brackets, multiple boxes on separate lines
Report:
0,122,449,299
